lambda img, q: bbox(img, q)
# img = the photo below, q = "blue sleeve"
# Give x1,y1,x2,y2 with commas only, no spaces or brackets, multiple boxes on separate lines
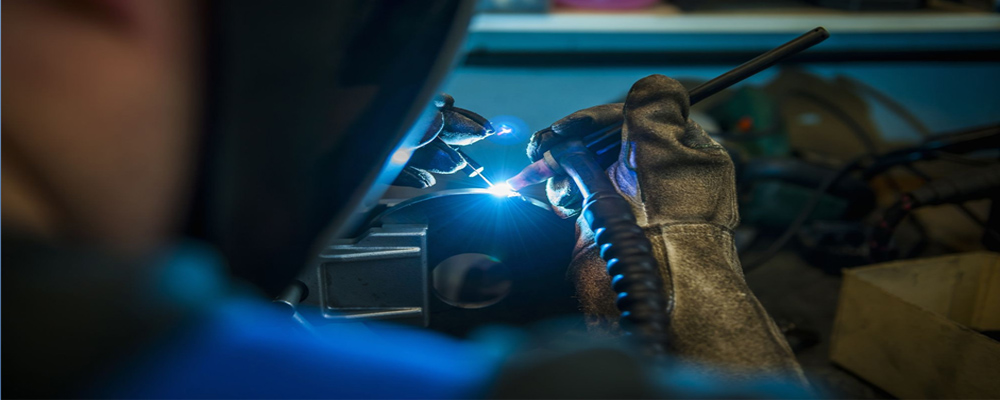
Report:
108,299,502,399
96,242,811,399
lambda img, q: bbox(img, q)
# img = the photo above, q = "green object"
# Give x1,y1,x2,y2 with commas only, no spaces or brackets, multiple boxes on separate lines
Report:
741,181,848,229
710,87,790,157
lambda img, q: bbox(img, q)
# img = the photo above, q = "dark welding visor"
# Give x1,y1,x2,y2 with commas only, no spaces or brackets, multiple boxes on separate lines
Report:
189,1,474,296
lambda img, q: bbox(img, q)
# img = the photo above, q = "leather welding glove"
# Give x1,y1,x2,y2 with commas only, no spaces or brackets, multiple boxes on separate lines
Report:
393,94,494,188
528,75,808,385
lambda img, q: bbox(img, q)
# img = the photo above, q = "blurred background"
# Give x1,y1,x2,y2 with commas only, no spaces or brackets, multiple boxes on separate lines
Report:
385,0,1000,397
389,0,999,193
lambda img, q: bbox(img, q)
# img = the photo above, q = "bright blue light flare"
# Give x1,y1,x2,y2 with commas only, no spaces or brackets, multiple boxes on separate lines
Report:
487,115,529,146
486,182,518,198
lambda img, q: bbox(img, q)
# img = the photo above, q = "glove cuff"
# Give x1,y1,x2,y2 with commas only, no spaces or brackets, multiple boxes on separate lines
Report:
654,224,808,385
569,221,807,385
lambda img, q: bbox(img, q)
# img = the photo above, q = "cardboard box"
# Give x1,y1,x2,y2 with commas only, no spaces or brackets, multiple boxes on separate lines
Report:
830,252,1000,399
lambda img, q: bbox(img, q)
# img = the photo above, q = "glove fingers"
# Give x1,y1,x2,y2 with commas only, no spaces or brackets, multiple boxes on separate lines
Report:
551,103,624,137
546,177,583,218
393,166,436,188
527,103,624,161
621,75,727,162
398,93,490,189
416,112,446,148
439,107,494,146
526,127,557,161
621,74,736,227
408,139,467,174
680,119,724,152
620,75,686,169
434,93,455,109
622,75,689,135
527,103,625,211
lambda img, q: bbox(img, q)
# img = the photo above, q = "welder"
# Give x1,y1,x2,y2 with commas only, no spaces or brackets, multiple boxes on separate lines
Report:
3,0,806,398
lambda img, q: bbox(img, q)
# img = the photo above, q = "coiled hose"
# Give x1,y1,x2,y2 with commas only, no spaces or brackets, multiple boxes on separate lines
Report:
553,140,672,357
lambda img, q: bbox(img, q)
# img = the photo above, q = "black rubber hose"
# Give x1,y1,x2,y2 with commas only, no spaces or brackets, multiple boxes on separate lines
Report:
870,168,1000,261
742,155,868,271
744,125,1000,269
554,140,671,356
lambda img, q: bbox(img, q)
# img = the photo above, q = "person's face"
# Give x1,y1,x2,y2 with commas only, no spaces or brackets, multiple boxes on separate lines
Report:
2,0,199,256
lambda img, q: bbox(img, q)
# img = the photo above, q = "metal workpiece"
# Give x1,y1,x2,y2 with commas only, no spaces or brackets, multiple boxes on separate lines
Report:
299,189,577,336
376,190,577,336
370,188,556,225
315,224,430,326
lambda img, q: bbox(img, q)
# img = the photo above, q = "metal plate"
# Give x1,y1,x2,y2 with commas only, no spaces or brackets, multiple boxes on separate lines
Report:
373,189,578,336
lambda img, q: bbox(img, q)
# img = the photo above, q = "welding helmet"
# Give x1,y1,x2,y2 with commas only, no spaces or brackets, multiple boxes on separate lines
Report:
189,1,475,296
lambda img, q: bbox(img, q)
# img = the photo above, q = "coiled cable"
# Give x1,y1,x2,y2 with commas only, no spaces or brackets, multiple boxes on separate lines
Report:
554,140,671,357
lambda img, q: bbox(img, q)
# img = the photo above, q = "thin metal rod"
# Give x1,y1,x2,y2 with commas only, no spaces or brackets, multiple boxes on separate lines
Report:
454,145,495,187
510,27,830,191
689,27,829,104
579,27,830,147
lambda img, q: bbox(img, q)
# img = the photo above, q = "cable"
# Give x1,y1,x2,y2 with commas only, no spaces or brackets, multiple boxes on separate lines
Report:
924,124,1000,143
892,151,1000,244
933,151,998,167
554,140,670,357
871,168,1000,261
742,155,867,271
790,90,929,238
745,96,1000,269
862,125,1000,179
743,92,912,271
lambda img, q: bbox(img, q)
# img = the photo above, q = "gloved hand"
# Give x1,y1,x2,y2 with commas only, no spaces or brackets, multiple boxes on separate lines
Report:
393,94,494,188
528,75,807,384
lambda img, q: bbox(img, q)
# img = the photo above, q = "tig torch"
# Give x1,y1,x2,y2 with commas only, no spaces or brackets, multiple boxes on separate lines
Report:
506,27,830,356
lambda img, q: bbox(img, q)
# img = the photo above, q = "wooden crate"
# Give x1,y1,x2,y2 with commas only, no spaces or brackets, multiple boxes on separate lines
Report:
830,252,1000,399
